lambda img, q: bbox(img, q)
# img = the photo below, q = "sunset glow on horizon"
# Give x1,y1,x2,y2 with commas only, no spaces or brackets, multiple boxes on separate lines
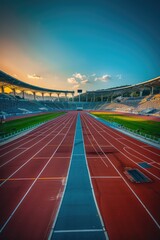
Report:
0,0,160,92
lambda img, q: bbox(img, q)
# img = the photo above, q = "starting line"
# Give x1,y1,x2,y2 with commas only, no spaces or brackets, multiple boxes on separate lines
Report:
49,114,108,240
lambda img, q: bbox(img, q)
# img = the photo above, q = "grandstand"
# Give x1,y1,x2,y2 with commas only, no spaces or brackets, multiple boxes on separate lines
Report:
0,71,160,116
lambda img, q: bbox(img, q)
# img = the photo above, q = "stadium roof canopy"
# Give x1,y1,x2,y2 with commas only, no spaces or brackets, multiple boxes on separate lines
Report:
87,76,160,95
0,70,74,94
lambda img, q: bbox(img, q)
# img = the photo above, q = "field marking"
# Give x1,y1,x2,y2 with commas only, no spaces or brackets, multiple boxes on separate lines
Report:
88,116,160,181
49,113,108,240
0,114,67,156
90,114,160,157
82,113,160,230
123,146,159,163
0,114,76,233
123,147,160,171
0,116,71,168
0,177,65,181
0,115,74,187
149,163,160,170
33,156,70,159
84,128,108,168
16,147,29,150
48,114,78,240
80,114,108,239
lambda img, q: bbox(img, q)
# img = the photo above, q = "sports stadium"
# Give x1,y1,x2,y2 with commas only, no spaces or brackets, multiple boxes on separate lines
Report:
1,0,160,239
0,70,160,240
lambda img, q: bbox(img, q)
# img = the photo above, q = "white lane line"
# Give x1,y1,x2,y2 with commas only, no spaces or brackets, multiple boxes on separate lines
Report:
83,124,108,168
0,115,66,150
0,116,74,187
0,114,76,233
80,114,108,240
88,116,160,181
149,163,160,170
123,147,160,171
48,114,78,240
16,147,29,150
0,115,71,168
0,114,67,155
123,146,160,163
89,114,160,156
33,157,70,159
54,229,104,233
83,113,160,230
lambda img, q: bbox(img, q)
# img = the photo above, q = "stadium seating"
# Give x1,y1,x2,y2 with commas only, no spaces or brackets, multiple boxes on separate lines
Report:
0,93,160,117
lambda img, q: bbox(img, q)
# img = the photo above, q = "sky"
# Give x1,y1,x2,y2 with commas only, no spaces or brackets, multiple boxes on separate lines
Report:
0,0,160,93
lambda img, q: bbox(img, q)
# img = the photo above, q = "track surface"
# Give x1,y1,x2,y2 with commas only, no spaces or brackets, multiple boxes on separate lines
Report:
50,114,107,240
0,112,76,240
0,111,160,240
81,112,160,240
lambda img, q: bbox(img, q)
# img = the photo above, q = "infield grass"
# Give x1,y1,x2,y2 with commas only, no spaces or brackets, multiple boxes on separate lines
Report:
91,112,160,139
0,112,65,138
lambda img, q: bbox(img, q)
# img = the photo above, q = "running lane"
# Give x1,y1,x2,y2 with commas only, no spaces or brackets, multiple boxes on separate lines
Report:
81,112,160,240
49,113,107,240
0,112,76,240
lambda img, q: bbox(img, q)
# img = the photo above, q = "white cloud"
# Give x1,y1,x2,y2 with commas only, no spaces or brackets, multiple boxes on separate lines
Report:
81,79,88,84
91,73,96,77
95,74,111,82
73,73,86,81
116,74,122,80
72,84,80,89
67,77,78,84
27,74,42,80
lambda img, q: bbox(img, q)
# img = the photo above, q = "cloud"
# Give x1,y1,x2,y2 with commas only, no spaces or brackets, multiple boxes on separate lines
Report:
67,72,89,87
27,74,42,80
116,74,122,80
73,73,86,81
91,73,96,77
72,84,80,89
95,74,111,82
67,77,78,84
81,79,88,84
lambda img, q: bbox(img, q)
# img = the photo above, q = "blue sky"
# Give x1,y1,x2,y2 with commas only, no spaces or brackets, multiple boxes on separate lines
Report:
0,0,160,93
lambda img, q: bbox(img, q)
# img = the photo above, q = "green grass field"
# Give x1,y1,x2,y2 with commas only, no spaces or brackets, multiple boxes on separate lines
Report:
91,112,160,139
0,112,65,138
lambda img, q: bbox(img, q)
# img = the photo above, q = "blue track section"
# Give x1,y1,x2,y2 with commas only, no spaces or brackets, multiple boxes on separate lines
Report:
50,114,107,240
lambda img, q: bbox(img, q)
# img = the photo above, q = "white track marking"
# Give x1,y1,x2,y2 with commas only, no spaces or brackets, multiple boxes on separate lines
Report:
0,114,66,150
0,114,76,233
87,116,160,180
84,127,109,167
123,147,160,170
0,115,74,187
123,146,160,163
0,114,67,157
0,115,71,168
48,114,78,240
49,113,108,240
90,114,160,156
82,113,160,230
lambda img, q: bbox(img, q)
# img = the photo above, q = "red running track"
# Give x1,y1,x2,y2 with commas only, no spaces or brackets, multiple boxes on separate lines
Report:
0,112,77,240
81,112,160,240
0,111,160,240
